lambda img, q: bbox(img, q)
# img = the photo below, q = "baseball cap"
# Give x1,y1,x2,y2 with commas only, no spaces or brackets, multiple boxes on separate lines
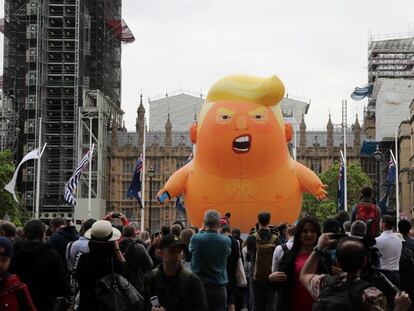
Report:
0,237,13,258
159,234,184,250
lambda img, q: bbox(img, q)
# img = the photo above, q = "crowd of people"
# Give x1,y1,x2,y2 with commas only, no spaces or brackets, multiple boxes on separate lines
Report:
0,186,413,310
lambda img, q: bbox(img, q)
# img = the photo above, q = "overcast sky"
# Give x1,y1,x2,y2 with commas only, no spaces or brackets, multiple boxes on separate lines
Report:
2,1,414,131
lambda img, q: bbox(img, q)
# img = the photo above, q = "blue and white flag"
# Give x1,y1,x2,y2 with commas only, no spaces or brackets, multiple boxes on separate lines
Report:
127,154,143,208
337,159,345,212
63,146,94,206
350,84,373,101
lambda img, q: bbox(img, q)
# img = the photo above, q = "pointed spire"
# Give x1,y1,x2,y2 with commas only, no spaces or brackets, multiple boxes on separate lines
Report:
166,113,172,129
165,114,172,155
327,113,333,129
299,113,306,148
327,114,333,147
300,113,306,130
354,114,361,129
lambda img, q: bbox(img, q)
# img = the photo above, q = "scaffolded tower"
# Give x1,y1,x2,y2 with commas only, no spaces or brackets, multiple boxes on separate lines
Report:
2,0,133,219
364,34,414,139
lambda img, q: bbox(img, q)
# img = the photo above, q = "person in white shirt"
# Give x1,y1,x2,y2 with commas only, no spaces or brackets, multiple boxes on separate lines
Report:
271,225,296,272
374,215,403,310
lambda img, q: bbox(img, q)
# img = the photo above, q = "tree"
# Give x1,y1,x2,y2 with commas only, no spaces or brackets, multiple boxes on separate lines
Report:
302,162,371,222
0,150,31,225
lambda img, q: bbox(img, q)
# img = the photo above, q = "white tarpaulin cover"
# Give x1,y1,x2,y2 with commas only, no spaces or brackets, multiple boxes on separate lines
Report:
375,79,414,141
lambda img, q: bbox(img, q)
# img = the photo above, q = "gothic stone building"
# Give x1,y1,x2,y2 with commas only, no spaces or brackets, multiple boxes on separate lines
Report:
107,96,192,232
107,93,364,231
296,114,363,172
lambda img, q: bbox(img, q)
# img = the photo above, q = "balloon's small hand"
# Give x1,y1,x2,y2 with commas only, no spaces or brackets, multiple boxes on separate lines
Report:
315,184,328,200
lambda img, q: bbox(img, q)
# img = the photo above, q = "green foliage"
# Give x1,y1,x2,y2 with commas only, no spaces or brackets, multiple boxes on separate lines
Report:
0,150,31,225
302,162,371,222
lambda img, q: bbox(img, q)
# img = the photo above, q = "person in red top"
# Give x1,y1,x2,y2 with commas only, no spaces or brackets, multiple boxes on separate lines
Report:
0,236,36,310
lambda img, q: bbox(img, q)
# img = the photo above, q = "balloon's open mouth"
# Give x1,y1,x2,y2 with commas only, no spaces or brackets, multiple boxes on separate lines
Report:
232,135,251,154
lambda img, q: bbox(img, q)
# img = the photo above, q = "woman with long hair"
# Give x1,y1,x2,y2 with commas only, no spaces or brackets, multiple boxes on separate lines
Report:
269,216,328,311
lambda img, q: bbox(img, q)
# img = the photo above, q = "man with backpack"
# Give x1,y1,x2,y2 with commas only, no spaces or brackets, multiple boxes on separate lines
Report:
144,234,208,311
272,225,295,272
246,211,280,311
49,217,79,264
351,186,381,238
300,234,411,311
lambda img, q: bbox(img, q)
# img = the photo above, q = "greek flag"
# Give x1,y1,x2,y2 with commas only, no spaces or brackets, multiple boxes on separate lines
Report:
350,84,373,101
63,146,93,205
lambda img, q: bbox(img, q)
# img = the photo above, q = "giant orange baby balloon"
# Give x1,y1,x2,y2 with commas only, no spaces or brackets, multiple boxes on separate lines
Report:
157,75,327,232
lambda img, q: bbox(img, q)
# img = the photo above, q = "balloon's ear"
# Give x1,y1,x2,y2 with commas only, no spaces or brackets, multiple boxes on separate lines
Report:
190,122,198,144
285,122,293,143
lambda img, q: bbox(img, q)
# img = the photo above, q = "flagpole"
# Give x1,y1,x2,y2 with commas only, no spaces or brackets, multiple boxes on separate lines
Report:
140,119,146,232
35,117,42,219
394,127,400,220
342,100,348,213
88,117,92,219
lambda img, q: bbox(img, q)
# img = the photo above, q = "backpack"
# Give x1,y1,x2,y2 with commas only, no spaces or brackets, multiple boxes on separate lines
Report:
253,232,278,281
313,277,371,311
95,258,144,311
355,203,380,237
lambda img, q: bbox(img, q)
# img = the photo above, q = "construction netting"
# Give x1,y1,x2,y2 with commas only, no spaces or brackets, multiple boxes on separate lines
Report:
106,18,135,44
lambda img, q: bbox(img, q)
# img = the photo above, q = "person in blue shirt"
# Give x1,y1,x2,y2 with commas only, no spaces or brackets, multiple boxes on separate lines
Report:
189,210,231,311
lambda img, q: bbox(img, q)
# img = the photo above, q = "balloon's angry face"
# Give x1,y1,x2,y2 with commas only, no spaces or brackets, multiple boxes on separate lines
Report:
197,101,288,178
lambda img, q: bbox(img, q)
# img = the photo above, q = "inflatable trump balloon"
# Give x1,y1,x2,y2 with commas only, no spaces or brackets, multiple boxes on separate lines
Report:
157,75,327,232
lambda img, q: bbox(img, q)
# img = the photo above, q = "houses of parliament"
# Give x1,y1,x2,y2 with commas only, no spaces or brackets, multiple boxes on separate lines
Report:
107,93,363,232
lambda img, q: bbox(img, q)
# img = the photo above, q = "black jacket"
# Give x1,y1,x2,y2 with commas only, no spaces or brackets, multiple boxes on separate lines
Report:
10,240,68,311
144,266,208,311
119,238,153,294
75,253,129,311
49,226,79,262
227,236,240,288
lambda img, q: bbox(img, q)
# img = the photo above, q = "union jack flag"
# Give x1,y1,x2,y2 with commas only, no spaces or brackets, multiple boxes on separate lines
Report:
63,146,94,206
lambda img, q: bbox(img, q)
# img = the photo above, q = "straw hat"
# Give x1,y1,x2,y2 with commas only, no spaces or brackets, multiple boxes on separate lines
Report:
84,220,121,242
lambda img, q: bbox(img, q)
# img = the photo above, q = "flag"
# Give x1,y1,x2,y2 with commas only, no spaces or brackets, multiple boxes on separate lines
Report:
350,84,373,101
127,154,143,208
63,146,93,206
336,159,345,212
176,196,186,214
386,159,396,193
379,159,396,214
4,147,43,202
378,193,389,215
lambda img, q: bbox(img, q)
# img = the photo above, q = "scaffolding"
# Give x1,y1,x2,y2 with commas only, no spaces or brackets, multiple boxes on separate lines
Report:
3,0,126,218
73,89,123,221
368,35,414,83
